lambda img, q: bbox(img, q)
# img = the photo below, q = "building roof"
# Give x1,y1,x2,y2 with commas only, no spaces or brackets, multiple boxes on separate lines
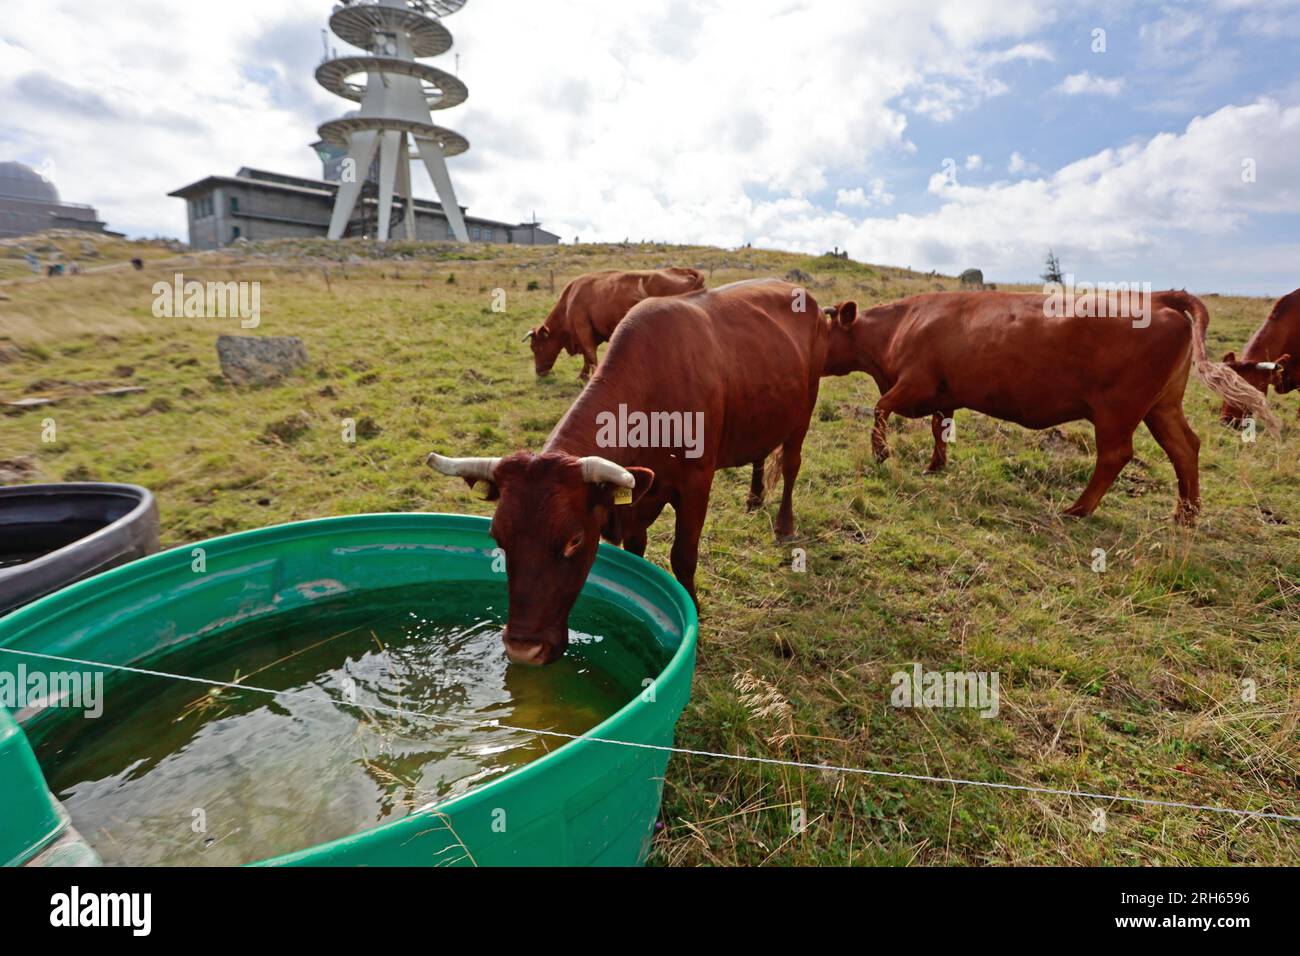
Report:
168,167,549,232
0,161,60,203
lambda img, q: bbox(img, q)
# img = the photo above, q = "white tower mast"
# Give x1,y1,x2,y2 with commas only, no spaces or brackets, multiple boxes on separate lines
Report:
317,0,471,242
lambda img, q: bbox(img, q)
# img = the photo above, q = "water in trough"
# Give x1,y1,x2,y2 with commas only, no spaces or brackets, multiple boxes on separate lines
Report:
31,581,661,866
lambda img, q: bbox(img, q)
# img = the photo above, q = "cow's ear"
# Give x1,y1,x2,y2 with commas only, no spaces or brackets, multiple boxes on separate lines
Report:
624,467,655,506
537,327,550,340
466,478,500,502
592,467,655,509
836,301,858,327
1274,354,1297,393
1222,351,1236,364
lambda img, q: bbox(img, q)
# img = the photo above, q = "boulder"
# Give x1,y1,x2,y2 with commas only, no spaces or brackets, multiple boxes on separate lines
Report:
216,335,308,387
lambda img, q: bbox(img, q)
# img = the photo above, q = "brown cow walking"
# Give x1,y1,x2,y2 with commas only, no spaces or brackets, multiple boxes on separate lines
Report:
525,267,706,380
822,290,1274,525
1220,288,1299,424
431,279,828,664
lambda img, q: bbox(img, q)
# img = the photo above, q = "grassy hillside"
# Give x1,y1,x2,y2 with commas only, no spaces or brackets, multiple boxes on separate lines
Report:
1,235,1296,865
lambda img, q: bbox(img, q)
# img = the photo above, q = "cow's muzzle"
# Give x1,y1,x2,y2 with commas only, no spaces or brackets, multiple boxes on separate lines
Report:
502,626,568,666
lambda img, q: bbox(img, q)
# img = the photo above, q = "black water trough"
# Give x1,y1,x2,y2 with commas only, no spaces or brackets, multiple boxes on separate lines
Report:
0,483,159,616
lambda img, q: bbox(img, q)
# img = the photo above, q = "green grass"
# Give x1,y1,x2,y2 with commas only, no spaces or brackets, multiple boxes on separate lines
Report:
2,236,1297,866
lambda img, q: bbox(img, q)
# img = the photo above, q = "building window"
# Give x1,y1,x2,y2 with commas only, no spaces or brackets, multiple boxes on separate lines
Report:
484,228,493,241
230,196,239,212
232,226,241,241
471,226,480,240
193,195,215,219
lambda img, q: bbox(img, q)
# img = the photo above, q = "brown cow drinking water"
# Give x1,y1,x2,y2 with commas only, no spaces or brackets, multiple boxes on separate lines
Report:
432,279,828,665
524,268,706,379
1220,288,1300,425
822,290,1274,525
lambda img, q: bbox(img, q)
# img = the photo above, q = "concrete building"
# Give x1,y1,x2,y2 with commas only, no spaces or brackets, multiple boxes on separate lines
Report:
0,161,118,239
169,162,558,250
169,2,558,250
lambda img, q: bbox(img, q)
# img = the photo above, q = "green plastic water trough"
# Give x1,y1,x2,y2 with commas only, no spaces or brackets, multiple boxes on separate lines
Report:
0,513,698,867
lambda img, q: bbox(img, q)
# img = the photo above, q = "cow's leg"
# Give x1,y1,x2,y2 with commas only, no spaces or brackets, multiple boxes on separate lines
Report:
774,437,806,541
1144,404,1202,526
926,410,954,473
871,407,892,462
873,380,929,463
1063,416,1137,518
746,460,765,511
574,328,600,381
669,476,713,605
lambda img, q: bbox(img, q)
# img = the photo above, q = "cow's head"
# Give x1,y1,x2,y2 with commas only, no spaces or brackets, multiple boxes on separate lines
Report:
426,450,654,665
523,325,564,377
1219,351,1296,423
642,267,706,297
821,300,863,376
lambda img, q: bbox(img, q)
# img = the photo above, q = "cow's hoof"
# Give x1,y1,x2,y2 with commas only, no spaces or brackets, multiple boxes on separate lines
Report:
1173,503,1201,527
923,462,946,474
873,449,891,464
1061,505,1091,520
745,494,764,512
775,532,797,544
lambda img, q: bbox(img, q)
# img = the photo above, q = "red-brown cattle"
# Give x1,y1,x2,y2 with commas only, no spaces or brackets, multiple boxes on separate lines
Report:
1220,288,1300,424
524,267,706,379
821,289,1274,525
431,279,827,664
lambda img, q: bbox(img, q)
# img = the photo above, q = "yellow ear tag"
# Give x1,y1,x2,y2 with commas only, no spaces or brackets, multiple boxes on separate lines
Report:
613,485,633,505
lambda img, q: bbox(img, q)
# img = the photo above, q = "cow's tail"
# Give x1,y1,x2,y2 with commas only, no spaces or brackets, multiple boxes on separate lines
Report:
764,446,785,489
1171,291,1279,436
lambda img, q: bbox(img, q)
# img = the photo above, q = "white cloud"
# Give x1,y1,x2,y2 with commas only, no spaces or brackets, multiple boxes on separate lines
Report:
1008,151,1038,174
836,180,895,209
1056,71,1125,96
4,1,1296,294
1,0,1064,239
829,100,1300,291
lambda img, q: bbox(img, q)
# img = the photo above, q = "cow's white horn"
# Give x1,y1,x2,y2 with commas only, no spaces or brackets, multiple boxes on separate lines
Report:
521,329,535,342
1256,362,1280,371
426,453,501,481
578,456,635,488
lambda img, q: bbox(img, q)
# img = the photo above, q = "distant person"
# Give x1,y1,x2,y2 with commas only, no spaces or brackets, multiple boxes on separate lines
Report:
131,257,144,271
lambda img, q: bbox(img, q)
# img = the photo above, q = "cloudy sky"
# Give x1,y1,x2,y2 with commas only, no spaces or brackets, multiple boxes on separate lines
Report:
3,0,1299,293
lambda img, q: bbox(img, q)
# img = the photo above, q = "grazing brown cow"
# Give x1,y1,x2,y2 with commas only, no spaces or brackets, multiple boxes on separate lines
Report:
822,290,1274,525
524,267,705,379
431,279,827,664
1220,288,1300,424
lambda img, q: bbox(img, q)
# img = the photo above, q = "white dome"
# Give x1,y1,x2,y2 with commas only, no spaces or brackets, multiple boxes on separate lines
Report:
0,162,60,203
